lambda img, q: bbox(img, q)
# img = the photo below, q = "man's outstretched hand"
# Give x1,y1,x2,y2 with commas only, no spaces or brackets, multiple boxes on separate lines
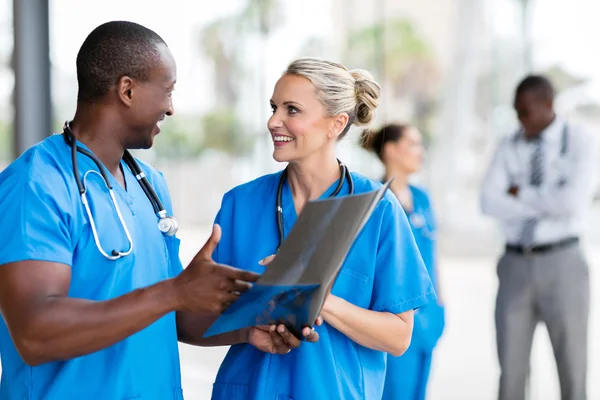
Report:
172,224,260,314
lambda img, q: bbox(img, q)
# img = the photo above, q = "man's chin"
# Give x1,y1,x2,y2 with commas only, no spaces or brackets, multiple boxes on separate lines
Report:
126,138,154,151
141,138,154,150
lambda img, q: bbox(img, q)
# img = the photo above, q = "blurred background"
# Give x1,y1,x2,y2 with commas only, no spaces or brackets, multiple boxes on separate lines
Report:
2,0,600,398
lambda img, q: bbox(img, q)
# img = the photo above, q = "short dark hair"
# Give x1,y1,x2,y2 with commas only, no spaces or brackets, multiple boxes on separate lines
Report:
359,123,408,161
76,21,166,103
515,74,555,102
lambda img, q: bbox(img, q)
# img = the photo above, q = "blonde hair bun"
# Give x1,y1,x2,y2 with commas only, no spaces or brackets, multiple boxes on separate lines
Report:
285,58,381,139
350,69,381,126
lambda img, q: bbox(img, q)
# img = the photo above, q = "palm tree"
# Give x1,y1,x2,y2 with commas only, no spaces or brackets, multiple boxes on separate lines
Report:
200,18,240,108
199,0,283,109
239,0,282,36
345,18,440,142
195,0,283,158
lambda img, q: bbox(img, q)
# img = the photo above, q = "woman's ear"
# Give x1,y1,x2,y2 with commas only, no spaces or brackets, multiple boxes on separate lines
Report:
381,140,396,163
329,113,349,139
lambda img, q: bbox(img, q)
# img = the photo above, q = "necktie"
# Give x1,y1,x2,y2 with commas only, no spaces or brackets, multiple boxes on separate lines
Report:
520,138,543,247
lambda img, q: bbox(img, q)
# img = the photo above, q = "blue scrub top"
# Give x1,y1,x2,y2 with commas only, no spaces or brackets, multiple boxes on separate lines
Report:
405,185,444,352
210,171,436,400
0,135,184,400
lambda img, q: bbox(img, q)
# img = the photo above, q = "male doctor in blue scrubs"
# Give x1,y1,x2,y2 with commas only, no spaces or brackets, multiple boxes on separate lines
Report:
0,21,318,400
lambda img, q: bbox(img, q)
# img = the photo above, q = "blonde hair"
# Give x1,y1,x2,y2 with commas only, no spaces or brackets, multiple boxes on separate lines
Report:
284,57,381,139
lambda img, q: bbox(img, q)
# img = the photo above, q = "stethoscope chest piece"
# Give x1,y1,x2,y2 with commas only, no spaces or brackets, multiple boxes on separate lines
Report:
409,211,435,239
158,213,179,236
409,212,426,228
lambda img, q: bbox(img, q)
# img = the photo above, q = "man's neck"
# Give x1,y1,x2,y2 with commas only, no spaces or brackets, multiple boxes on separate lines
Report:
526,113,557,139
70,107,125,176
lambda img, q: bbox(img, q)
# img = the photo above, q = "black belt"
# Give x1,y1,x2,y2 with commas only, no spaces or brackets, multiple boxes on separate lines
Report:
505,237,579,255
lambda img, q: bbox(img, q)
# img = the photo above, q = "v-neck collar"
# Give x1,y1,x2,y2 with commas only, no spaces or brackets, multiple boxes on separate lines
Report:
73,140,136,209
279,171,351,237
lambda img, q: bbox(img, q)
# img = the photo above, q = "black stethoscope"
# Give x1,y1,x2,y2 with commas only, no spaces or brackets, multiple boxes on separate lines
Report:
62,121,178,260
275,160,354,252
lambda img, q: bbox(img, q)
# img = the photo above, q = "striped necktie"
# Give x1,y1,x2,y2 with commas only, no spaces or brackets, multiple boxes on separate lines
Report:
520,138,543,247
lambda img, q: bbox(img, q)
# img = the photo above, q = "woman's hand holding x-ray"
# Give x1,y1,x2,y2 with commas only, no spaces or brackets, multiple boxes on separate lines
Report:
253,254,322,354
248,322,321,354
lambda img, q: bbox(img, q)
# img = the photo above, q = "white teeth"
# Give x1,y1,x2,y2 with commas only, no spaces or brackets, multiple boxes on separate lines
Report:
274,136,294,142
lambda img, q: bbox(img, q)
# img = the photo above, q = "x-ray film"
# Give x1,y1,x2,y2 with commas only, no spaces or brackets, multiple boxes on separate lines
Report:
203,180,392,340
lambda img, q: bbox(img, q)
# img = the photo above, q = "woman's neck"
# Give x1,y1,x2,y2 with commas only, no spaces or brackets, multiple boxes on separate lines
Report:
385,166,409,193
385,166,413,210
287,154,341,213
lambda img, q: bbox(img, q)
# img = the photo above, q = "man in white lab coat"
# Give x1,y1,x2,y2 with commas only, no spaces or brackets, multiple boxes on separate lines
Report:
481,75,598,400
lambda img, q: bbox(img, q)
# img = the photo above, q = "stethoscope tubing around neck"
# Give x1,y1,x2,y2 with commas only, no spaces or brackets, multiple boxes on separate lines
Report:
275,159,354,252
80,172,134,260
63,124,135,259
62,120,178,260
63,122,167,216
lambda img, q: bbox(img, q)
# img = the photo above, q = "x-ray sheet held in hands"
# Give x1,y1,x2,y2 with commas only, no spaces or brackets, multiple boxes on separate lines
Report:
203,179,393,340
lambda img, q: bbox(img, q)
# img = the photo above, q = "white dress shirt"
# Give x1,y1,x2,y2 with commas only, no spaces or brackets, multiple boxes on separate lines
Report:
480,116,599,246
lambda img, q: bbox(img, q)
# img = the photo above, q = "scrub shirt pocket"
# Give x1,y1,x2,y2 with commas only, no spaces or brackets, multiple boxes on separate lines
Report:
164,236,182,277
332,267,371,307
276,394,294,400
212,383,249,400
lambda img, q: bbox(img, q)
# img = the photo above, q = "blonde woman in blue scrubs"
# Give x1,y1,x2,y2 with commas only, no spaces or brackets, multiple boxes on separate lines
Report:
208,59,437,400
361,123,446,400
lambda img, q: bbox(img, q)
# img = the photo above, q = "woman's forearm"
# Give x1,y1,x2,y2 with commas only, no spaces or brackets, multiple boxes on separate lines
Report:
321,295,413,356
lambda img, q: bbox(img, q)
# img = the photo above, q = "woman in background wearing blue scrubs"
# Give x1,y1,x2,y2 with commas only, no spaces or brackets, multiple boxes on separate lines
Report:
361,123,446,400
208,58,437,400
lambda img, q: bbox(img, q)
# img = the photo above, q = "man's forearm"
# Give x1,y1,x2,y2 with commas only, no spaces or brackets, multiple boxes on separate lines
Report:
518,185,590,217
13,279,179,366
481,188,543,221
176,312,249,346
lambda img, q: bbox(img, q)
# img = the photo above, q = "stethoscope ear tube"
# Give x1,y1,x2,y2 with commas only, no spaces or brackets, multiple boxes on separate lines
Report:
122,151,166,214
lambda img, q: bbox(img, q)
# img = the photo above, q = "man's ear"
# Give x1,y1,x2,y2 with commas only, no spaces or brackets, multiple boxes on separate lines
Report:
329,113,349,139
117,76,135,107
